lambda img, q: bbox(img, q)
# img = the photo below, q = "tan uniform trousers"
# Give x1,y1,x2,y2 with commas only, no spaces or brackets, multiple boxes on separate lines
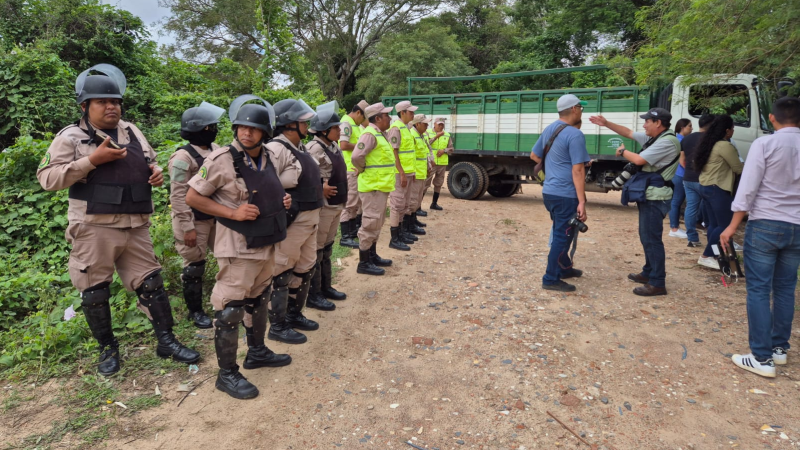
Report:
357,190,390,251
389,173,414,226
340,171,361,222
407,178,425,214
66,223,161,319
174,219,216,266
430,164,447,193
212,255,275,329
274,209,320,288
317,205,344,249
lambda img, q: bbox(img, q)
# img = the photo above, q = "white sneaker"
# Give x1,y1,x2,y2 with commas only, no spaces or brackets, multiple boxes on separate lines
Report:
669,229,688,239
697,256,719,270
732,353,776,378
773,347,787,365
733,242,744,251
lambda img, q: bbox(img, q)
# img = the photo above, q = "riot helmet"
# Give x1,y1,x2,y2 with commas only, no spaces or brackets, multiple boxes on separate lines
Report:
309,100,342,142
181,101,225,146
75,64,126,105
228,95,276,149
274,99,316,139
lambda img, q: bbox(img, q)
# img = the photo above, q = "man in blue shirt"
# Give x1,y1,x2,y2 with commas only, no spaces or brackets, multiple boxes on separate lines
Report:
531,94,590,292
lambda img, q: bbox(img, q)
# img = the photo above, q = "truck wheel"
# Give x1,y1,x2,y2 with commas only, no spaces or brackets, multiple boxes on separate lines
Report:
487,175,520,198
447,162,488,200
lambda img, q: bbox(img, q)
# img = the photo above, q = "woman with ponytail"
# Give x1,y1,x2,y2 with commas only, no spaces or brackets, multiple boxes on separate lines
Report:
692,115,743,269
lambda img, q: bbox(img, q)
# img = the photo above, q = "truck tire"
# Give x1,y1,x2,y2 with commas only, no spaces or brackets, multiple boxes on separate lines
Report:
448,162,488,200
487,175,520,198
474,163,489,199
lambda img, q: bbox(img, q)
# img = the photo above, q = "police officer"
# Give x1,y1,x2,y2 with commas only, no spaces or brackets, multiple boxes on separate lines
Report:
186,95,292,399
338,100,369,248
427,117,454,210
387,101,422,251
351,103,395,275
169,102,226,328
306,101,348,305
37,64,200,376
409,114,432,229
262,98,330,346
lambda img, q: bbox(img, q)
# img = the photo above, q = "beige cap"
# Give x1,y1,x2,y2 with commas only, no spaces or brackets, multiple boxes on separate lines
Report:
394,100,419,112
434,117,446,125
356,100,369,111
410,114,431,125
365,102,393,119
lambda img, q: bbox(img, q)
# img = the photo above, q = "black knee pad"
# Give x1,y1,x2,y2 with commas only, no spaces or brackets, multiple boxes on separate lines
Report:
81,282,111,307
215,305,244,328
293,270,313,283
244,292,265,314
183,260,206,280
136,270,164,298
273,269,293,289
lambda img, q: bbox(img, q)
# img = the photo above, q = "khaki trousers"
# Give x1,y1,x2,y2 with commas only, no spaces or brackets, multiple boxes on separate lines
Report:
274,209,320,288
175,219,216,266
66,223,162,318
389,173,414,227
430,164,446,193
211,255,275,311
317,205,343,249
340,171,361,222
357,190,390,251
407,178,425,214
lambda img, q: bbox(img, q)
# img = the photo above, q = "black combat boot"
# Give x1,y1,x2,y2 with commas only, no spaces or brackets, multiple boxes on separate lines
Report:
214,305,259,399
389,226,411,251
405,214,426,235
349,218,361,243
137,272,201,364
267,271,307,344
339,220,359,248
81,282,121,376
416,207,428,217
413,211,427,227
289,270,327,325
355,214,363,230
321,243,346,300
243,290,292,370
357,248,385,276
400,218,418,243
370,243,393,267
182,261,212,329
430,192,443,210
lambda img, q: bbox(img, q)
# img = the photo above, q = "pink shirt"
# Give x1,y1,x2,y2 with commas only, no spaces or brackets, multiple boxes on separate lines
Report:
731,127,800,225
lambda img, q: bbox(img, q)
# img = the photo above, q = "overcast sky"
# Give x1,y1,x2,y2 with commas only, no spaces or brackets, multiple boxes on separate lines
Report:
101,0,174,46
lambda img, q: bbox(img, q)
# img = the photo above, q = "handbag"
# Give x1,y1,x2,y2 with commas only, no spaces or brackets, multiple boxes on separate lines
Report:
534,124,568,184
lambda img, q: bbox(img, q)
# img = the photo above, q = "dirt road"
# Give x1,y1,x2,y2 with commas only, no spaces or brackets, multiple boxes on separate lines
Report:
9,186,800,449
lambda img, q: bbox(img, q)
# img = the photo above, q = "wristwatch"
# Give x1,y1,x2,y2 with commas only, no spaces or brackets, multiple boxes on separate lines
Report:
619,148,625,156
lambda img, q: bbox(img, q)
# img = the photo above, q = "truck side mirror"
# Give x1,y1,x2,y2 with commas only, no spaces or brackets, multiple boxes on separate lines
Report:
777,80,794,98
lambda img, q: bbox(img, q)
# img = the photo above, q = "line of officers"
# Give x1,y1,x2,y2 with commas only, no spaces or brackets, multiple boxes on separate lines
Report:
35,64,454,400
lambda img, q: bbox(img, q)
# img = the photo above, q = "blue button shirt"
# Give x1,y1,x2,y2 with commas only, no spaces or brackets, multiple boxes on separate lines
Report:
532,120,590,198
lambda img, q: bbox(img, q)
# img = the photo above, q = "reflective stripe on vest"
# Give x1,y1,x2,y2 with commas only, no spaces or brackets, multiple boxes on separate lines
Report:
430,131,450,166
359,127,396,193
411,128,428,180
340,115,361,172
390,120,416,173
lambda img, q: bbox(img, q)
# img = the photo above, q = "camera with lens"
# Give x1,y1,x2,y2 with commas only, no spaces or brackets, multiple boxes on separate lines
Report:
611,162,640,189
568,215,588,233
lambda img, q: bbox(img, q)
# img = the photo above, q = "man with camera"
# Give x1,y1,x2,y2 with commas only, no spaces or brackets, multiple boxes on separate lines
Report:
590,108,681,296
530,94,590,292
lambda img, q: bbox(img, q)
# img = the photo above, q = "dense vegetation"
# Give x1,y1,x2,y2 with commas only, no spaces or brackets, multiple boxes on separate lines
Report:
0,0,798,375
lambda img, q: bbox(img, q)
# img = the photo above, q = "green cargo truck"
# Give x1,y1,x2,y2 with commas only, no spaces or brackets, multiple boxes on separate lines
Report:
381,66,793,200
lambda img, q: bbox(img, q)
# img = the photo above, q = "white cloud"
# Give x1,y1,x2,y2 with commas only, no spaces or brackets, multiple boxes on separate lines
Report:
100,0,175,46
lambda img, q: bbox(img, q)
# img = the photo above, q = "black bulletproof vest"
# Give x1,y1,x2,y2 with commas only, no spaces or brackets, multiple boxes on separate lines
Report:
215,147,287,248
271,139,324,211
178,144,214,221
69,128,153,215
323,143,348,205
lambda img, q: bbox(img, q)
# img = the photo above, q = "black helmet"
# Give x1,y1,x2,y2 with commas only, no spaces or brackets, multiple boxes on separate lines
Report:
274,99,316,127
75,64,126,104
309,100,342,133
181,102,225,132
229,95,276,137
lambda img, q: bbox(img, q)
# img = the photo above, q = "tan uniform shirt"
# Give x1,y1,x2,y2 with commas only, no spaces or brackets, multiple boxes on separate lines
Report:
169,143,219,232
187,141,273,260
306,137,339,180
264,135,302,189
386,126,402,151
350,123,384,173
37,119,159,228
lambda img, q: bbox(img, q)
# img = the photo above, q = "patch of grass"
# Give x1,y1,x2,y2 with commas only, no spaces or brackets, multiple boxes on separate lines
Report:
331,228,353,280
125,394,162,412
497,218,517,226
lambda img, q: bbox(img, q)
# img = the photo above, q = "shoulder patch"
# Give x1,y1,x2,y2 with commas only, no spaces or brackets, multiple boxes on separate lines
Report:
391,136,398,144
38,153,50,169
199,166,208,179
172,159,190,171
357,142,365,150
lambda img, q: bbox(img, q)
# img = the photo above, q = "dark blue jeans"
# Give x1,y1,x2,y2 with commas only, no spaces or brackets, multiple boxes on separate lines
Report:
637,200,670,287
683,180,702,243
543,193,578,285
668,174,686,229
744,220,800,360
700,184,734,257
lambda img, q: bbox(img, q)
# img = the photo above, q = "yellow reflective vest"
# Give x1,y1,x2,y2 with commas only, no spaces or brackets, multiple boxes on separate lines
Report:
340,114,362,172
410,127,429,180
429,130,451,166
390,120,416,174
358,127,396,193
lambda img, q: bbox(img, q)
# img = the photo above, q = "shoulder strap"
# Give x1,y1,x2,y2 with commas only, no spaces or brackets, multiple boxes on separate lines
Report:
180,144,202,160
541,124,569,166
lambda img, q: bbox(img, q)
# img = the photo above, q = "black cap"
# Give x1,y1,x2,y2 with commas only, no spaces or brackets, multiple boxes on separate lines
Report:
639,107,672,123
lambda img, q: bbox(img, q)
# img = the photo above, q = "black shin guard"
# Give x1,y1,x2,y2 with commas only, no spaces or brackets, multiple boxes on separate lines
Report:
267,270,307,344
321,242,346,300
137,271,200,364
81,282,120,376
